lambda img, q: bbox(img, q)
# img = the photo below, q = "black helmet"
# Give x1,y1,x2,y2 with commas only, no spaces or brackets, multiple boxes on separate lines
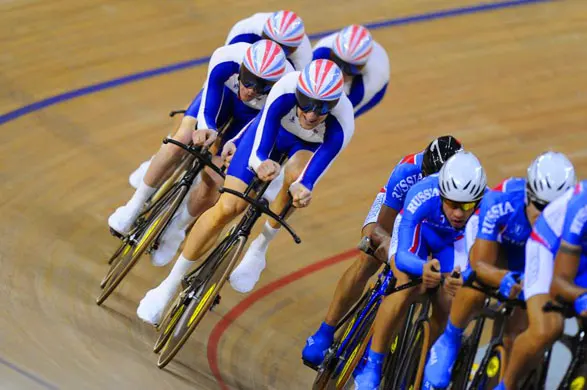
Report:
422,135,463,176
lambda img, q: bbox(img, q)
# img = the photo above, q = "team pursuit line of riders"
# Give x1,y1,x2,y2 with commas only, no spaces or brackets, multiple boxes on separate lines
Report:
95,10,587,390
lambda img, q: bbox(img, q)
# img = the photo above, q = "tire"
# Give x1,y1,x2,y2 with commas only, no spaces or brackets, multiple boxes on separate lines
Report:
381,305,414,389
395,320,431,390
157,235,246,368
96,185,188,306
451,317,485,390
333,306,378,390
311,291,371,390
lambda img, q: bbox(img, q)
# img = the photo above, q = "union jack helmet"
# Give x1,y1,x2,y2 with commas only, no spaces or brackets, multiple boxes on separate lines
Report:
240,40,287,94
333,24,373,66
295,59,344,115
263,10,305,48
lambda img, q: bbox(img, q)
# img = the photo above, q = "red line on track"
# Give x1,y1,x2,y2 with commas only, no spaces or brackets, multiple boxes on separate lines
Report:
206,248,358,389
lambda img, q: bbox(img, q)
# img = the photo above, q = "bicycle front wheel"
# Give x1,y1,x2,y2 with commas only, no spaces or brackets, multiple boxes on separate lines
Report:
395,320,430,390
96,185,188,305
157,235,246,368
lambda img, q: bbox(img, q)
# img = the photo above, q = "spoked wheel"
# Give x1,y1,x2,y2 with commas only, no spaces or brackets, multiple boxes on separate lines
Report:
96,185,188,306
395,320,430,390
332,307,378,390
157,235,246,369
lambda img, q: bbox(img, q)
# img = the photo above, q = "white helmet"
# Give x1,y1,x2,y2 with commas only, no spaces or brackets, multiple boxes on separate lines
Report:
527,151,576,206
439,151,487,202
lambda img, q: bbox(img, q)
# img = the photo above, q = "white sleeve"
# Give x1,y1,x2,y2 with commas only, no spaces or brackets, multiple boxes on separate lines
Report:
289,35,313,70
353,42,390,113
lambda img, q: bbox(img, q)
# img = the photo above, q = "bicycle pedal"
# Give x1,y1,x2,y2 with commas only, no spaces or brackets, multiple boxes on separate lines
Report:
301,358,319,371
210,295,221,310
109,228,126,240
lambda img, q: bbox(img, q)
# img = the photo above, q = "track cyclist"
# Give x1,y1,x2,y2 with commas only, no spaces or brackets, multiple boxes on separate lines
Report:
301,136,463,366
127,10,311,188
136,59,355,325
107,40,291,262
225,10,312,71
495,170,582,390
423,151,577,389
230,24,391,294
353,150,487,390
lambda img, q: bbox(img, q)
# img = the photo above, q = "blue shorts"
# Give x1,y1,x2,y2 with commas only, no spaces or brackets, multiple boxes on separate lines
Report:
409,222,468,274
185,88,257,155
226,114,321,185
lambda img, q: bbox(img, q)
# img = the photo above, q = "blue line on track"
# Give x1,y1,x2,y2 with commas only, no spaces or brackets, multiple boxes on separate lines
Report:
0,356,59,390
0,0,550,124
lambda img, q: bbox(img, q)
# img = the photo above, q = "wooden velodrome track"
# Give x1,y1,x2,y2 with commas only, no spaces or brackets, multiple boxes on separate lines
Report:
2,0,586,389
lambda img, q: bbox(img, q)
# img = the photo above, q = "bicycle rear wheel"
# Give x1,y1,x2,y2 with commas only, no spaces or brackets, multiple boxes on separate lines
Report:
96,185,188,305
157,235,246,368
451,316,485,390
381,304,415,388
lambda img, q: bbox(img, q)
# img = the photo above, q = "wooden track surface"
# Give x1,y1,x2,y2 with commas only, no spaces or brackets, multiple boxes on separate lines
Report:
1,0,586,389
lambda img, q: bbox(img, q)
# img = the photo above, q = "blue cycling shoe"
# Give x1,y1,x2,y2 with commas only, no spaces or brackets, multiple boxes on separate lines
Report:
422,323,463,389
354,349,384,390
302,322,335,367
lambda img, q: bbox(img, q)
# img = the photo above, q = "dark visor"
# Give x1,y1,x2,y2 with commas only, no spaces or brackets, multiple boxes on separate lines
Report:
295,89,338,115
239,66,275,95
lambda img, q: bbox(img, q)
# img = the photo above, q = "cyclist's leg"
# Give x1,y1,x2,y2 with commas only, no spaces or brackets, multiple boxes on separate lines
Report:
354,249,426,389
423,234,472,388
150,155,225,267
302,197,393,366
109,96,199,235
136,122,260,324
229,134,320,293
499,239,563,390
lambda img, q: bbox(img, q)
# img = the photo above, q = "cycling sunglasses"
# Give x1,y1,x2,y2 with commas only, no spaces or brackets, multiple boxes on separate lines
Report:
295,90,338,115
330,53,364,76
238,66,274,95
442,198,480,212
526,192,548,211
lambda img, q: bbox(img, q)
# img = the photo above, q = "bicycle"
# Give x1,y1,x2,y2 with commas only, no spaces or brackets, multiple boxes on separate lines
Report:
96,138,225,305
542,299,587,390
305,238,422,390
390,270,459,390
154,158,301,368
459,271,529,390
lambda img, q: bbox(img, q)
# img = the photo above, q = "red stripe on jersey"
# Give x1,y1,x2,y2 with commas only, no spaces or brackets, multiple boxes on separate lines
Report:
530,231,550,250
399,153,417,165
493,178,508,192
409,224,422,253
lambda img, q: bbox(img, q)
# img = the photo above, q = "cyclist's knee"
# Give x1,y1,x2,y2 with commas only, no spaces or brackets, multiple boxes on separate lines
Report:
530,314,563,346
356,253,381,277
214,195,246,224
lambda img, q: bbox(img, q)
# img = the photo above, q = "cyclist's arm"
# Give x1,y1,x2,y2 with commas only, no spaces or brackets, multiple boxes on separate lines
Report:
470,194,509,287
294,105,354,191
551,241,586,301
289,35,312,70
469,238,507,287
197,48,240,131
353,43,390,118
371,205,398,245
248,79,296,170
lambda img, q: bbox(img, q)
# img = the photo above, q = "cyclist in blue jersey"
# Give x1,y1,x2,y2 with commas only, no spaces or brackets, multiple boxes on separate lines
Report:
423,152,576,389
354,151,487,390
301,136,463,366
496,181,584,390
